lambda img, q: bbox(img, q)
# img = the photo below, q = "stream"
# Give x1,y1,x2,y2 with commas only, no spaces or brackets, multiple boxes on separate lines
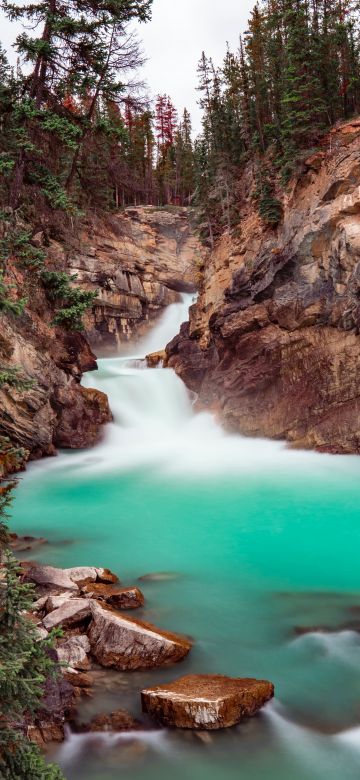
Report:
12,294,360,780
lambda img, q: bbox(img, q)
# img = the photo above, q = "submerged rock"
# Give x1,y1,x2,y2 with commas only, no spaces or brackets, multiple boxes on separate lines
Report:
74,710,143,734
138,572,181,583
141,674,274,730
9,533,48,555
87,601,192,670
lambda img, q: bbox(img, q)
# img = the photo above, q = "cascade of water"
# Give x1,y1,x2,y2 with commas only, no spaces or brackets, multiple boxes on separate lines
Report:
41,291,356,480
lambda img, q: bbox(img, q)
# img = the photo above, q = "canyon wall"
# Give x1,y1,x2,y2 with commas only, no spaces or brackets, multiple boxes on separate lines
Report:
0,207,200,473
167,120,360,454
48,206,199,354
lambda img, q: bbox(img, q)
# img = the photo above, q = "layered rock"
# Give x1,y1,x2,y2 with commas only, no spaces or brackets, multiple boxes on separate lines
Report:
141,674,274,729
46,206,200,353
167,120,360,453
0,261,111,468
87,600,192,670
0,206,200,470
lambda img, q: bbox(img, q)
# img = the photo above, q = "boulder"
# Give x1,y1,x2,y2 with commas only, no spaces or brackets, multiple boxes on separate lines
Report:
56,635,91,671
64,567,99,586
25,565,79,592
32,595,48,613
146,350,166,368
74,710,142,733
82,582,144,610
43,599,91,630
46,592,74,612
141,674,274,730
96,567,119,584
87,601,191,670
63,669,93,689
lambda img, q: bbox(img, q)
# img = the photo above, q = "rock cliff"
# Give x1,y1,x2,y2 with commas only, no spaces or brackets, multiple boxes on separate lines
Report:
0,260,111,473
48,206,199,353
167,120,360,454
0,206,200,472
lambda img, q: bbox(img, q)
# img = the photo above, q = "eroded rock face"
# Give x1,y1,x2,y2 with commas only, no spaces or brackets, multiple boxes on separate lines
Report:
141,674,274,730
87,600,192,670
52,206,201,353
167,120,360,453
0,206,199,471
0,275,110,468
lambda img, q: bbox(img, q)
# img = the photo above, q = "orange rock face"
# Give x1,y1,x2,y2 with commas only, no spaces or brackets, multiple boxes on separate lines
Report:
141,674,274,730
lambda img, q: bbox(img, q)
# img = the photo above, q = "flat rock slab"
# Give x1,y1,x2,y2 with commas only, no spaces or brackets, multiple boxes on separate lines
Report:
88,601,191,670
141,674,274,730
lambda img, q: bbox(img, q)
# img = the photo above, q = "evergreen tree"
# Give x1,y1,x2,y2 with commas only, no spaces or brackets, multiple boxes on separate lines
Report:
0,483,64,779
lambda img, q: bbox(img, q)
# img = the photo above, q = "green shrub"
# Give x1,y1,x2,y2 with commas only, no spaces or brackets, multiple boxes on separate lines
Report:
41,270,97,330
0,366,34,391
0,271,27,315
0,483,65,779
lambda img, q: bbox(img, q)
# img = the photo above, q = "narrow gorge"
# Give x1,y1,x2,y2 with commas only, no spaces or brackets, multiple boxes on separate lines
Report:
167,120,360,453
2,1,360,780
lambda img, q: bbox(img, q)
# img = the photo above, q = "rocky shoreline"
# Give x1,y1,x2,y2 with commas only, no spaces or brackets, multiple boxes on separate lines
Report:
14,537,274,751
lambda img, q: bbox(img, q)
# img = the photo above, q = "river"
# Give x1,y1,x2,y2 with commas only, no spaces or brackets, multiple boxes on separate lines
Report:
12,294,360,780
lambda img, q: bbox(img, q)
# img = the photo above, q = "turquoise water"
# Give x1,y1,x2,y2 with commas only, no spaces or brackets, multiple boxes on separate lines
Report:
11,300,360,779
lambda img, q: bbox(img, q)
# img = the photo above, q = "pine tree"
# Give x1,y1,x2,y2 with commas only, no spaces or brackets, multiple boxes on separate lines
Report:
1,0,153,208
0,483,64,779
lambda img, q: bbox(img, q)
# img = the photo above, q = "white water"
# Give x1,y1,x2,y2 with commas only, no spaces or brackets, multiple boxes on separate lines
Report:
57,728,170,768
25,291,358,482
14,290,360,780
71,295,357,481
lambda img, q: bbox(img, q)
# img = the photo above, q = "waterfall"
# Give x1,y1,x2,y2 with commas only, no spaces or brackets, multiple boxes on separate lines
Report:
40,292,355,480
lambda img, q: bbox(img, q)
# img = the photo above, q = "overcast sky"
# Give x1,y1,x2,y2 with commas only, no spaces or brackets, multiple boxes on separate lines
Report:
0,0,254,134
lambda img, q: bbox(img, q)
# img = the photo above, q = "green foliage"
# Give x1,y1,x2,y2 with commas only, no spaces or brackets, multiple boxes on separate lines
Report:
41,270,77,301
0,484,65,779
256,175,283,227
40,112,81,150
0,366,34,391
30,167,78,212
41,270,97,330
194,0,360,241
52,293,97,331
0,153,14,176
0,272,26,316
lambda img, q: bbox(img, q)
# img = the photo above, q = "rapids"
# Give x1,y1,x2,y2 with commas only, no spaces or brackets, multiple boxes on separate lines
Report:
12,293,360,780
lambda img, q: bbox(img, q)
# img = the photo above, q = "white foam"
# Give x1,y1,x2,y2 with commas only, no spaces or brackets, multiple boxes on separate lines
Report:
57,727,169,767
25,293,360,483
